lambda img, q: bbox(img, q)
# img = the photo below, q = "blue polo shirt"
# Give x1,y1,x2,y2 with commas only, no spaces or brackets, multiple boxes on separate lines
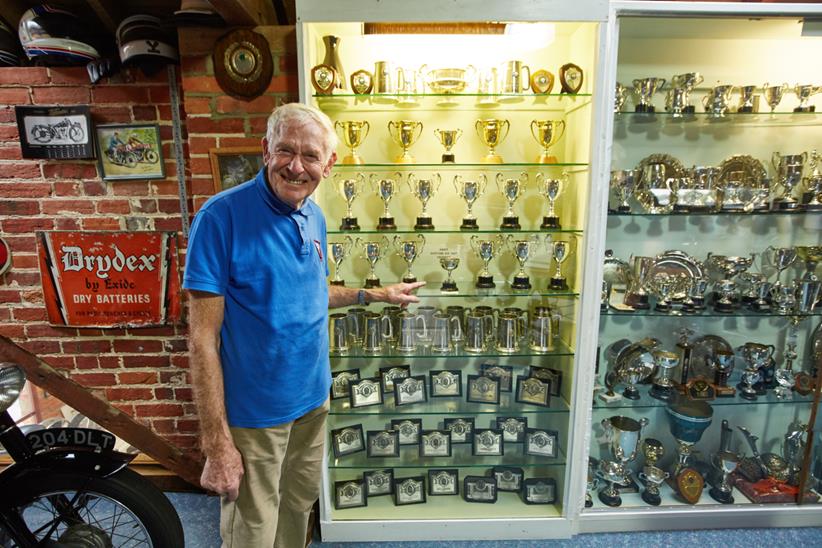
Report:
183,169,330,428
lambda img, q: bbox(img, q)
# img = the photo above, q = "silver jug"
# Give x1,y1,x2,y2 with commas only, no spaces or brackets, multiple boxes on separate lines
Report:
382,305,402,344
362,311,393,354
465,311,493,353
431,312,462,353
345,307,367,345
445,305,467,343
397,311,427,353
329,313,350,354
495,312,520,354
529,306,558,353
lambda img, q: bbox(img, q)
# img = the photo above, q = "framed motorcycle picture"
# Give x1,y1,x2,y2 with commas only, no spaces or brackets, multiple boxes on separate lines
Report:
15,105,94,160
209,146,264,192
95,124,165,181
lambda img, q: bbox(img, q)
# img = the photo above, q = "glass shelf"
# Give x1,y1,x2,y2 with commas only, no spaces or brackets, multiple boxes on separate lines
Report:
601,307,822,319
329,443,567,469
614,110,822,128
592,389,813,410
329,227,584,235
331,162,589,169
330,340,574,359
330,394,570,416
315,92,592,112
607,209,818,218
332,283,578,299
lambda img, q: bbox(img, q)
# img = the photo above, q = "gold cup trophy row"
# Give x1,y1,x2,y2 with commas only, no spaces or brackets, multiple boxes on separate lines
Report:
335,118,566,165
335,171,568,232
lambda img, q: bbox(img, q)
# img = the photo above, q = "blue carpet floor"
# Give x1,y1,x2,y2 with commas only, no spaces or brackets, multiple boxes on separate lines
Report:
166,492,822,547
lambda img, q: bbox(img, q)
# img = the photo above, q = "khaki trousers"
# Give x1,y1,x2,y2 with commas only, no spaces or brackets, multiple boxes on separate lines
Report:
220,399,329,548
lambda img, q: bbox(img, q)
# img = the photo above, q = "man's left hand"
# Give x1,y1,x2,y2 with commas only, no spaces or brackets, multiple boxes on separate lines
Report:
381,281,425,307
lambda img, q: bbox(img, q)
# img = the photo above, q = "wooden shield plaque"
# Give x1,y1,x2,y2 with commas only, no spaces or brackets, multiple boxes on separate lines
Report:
213,29,273,100
676,467,704,504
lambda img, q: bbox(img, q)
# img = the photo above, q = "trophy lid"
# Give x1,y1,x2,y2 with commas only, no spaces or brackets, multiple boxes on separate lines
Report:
667,400,713,421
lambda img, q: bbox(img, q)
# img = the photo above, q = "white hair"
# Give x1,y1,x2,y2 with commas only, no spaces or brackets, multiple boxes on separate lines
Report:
265,102,338,158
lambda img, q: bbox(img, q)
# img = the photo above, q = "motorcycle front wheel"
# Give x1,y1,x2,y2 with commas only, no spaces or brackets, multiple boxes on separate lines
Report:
1,468,184,547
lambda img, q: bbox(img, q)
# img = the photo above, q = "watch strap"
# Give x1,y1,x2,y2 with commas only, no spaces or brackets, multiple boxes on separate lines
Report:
357,289,367,306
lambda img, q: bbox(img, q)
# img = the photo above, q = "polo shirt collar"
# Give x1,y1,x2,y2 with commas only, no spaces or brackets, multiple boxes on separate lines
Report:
255,168,314,217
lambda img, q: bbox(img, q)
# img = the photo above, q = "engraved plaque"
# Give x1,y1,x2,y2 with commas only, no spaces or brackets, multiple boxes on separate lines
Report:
466,374,500,404
430,369,462,397
428,468,459,496
496,416,528,443
443,417,474,444
472,428,504,456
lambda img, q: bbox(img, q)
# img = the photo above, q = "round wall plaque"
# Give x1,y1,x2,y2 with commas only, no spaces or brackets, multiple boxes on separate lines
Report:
213,29,273,100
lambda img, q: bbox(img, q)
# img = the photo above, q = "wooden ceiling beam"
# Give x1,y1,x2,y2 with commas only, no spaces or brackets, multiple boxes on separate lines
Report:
209,0,278,26
84,0,122,35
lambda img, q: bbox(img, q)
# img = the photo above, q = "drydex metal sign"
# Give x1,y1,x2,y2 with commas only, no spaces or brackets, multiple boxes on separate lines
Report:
36,231,181,327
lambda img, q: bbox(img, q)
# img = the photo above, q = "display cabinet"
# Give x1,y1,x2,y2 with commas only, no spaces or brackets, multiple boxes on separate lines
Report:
297,0,609,541
579,2,822,533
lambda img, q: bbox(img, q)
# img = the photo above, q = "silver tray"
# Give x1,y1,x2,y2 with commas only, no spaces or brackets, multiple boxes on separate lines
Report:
647,250,705,301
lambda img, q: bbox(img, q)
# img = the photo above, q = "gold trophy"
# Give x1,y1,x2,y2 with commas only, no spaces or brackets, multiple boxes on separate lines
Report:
434,128,462,163
369,172,402,231
388,120,423,163
453,174,487,230
333,172,365,231
334,120,369,165
495,171,528,230
406,173,441,230
530,120,565,164
475,119,510,164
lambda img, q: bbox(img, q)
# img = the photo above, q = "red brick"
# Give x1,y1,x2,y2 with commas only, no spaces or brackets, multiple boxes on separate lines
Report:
181,56,208,74
0,67,47,85
113,339,165,353
111,181,151,196
151,418,178,434
216,94,276,115
0,126,21,141
106,387,154,401
113,403,135,415
49,67,92,84
32,86,90,104
47,355,76,370
220,137,262,149
74,356,100,369
150,180,178,195
188,136,216,153
163,338,188,352
0,289,21,304
11,306,46,321
96,199,131,214
159,125,173,141
75,328,103,336
20,339,61,354
132,199,157,213
248,116,269,134
90,106,132,124
122,355,170,368
135,403,184,417
182,97,211,115
0,89,31,104
0,324,25,337
278,54,297,74
0,163,41,179
98,356,122,369
174,387,193,400
265,74,298,94
190,179,215,195
187,117,245,134
12,254,38,268
0,146,22,160
42,199,96,214
53,181,81,196
0,108,15,123
3,218,54,232
4,235,37,253
188,156,210,176
42,163,98,179
0,200,39,215
92,86,150,104
176,419,199,432
157,105,173,121
161,434,198,449
132,105,157,121
21,289,44,305
154,198,178,213
118,371,159,384
82,218,122,230
154,387,174,400
181,75,222,93
55,217,81,230
5,271,40,286
82,181,107,196
62,339,112,353
155,218,182,232
148,86,170,104
0,182,52,198
72,373,117,387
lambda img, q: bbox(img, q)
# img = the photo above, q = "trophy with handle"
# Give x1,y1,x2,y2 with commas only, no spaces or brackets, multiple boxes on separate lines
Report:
356,236,389,288
434,128,462,163
388,119,423,164
530,120,565,164
470,234,503,288
495,171,528,230
763,82,788,113
407,173,441,230
475,118,510,164
453,174,487,230
329,236,353,286
334,120,369,165
369,172,402,230
334,172,365,231
505,234,539,290
439,255,460,292
393,234,425,283
537,171,568,229
546,235,571,290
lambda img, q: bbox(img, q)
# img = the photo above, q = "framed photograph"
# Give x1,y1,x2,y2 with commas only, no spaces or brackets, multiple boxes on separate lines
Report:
443,417,474,444
496,416,528,443
525,428,559,458
379,364,411,392
363,469,394,497
394,375,427,406
208,146,264,192
331,368,360,400
466,375,500,404
480,363,514,392
530,366,562,397
492,466,524,492
472,429,504,457
367,430,400,458
522,477,557,504
390,418,422,445
334,479,367,509
430,369,462,397
428,469,459,496
393,476,426,506
419,429,452,458
349,378,383,408
463,475,498,503
95,123,165,181
516,375,551,407
331,424,365,458
15,105,93,159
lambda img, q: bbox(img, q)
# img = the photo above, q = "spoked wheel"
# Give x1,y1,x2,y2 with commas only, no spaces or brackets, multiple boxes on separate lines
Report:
3,468,184,547
144,150,159,163
30,125,53,144
68,125,85,143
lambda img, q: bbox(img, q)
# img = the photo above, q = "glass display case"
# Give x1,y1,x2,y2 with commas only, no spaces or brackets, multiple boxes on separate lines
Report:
580,2,822,533
297,0,609,541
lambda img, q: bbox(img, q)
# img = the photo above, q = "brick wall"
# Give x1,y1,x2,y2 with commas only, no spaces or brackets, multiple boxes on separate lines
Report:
0,25,299,455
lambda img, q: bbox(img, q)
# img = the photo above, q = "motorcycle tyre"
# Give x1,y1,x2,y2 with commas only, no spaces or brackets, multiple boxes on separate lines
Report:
3,467,184,547
123,153,138,168
145,150,159,163
68,126,84,143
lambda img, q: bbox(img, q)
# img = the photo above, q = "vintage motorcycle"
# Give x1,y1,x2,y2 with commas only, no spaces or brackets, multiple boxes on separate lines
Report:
0,364,184,547
106,146,138,168
127,142,159,164
29,119,84,144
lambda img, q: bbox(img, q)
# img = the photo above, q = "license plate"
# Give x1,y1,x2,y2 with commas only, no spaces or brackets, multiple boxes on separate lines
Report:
26,427,116,453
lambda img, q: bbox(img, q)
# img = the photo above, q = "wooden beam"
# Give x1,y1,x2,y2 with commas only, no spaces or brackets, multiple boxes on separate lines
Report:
0,335,204,488
209,0,278,26
0,0,27,27
84,0,122,35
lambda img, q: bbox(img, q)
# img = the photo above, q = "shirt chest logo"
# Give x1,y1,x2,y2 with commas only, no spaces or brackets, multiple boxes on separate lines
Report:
313,239,323,261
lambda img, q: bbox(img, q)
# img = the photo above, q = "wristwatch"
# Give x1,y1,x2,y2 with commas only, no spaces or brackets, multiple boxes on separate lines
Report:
357,289,367,306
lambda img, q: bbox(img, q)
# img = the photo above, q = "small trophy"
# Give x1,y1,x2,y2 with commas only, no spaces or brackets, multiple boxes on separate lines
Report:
475,118,510,164
407,173,441,230
334,172,365,231
609,169,639,214
632,77,666,113
453,174,487,230
530,120,565,164
434,129,462,163
638,438,668,506
763,82,788,113
439,255,460,292
702,84,736,119
505,234,539,290
793,84,820,113
615,82,628,113
387,119,423,163
709,451,739,504
369,172,401,230
329,236,353,286
772,151,808,210
649,349,679,401
709,349,736,397
547,236,570,290
349,69,373,94
495,171,528,230
355,236,389,288
310,64,337,95
737,85,757,113
667,72,702,116
393,234,425,283
537,171,568,229
470,235,503,289
334,120,369,165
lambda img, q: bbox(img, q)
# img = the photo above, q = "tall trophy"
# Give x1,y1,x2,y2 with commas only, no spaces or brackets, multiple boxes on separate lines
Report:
537,171,568,229
505,234,539,290
598,416,648,507
638,438,669,506
772,151,808,210
434,128,462,163
475,118,510,164
632,77,666,113
406,173,441,230
470,234,503,288
355,236,389,288
667,72,702,116
547,236,571,290
803,150,822,210
666,401,713,480
453,174,487,230
649,349,679,401
439,255,460,292
763,82,788,113
393,234,425,283
369,172,402,231
530,120,565,164
709,451,739,504
334,120,369,165
329,236,353,286
737,85,757,113
793,84,821,113
334,173,365,231
495,172,528,229
387,120,423,163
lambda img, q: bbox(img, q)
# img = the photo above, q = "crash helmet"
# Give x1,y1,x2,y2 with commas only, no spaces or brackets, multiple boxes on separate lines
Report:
117,15,178,75
18,5,101,65
0,18,21,67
